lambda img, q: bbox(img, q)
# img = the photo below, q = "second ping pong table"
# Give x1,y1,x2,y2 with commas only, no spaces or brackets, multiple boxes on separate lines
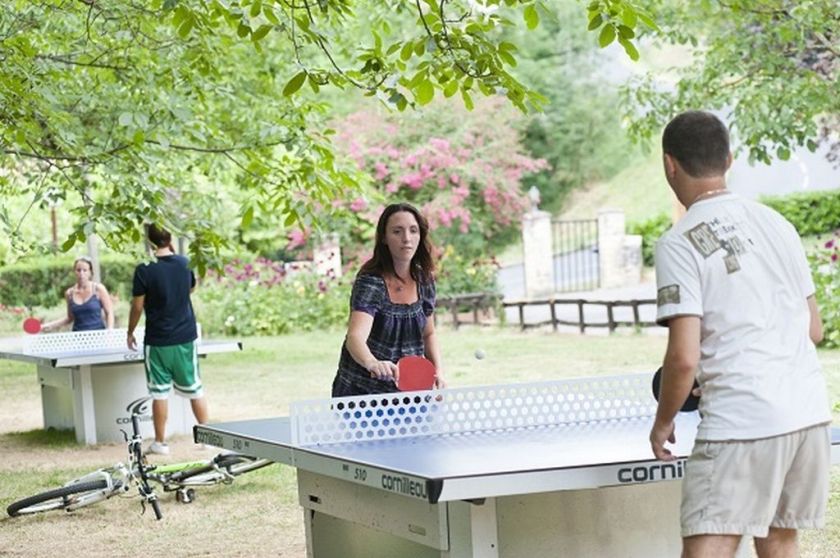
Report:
194,373,840,558
0,328,241,444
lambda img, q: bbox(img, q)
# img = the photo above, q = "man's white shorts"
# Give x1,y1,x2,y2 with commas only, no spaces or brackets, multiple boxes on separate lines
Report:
681,423,830,538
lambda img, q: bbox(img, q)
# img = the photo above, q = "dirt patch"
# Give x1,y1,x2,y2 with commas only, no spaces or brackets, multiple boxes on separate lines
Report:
0,391,305,558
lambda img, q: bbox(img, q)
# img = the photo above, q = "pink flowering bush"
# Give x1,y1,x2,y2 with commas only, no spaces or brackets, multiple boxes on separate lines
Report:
810,232,840,348
193,258,351,335
332,97,548,294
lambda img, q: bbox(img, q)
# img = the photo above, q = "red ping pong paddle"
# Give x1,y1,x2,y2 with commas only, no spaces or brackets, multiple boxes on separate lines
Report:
396,356,437,391
23,317,42,334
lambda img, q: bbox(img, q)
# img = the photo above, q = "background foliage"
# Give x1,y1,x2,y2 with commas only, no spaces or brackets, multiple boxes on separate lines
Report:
761,189,840,237
193,258,351,336
627,212,671,267
624,0,839,164
810,231,840,348
0,0,654,271
0,254,136,308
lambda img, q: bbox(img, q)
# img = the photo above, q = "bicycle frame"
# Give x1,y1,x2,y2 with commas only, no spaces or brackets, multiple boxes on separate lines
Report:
62,466,130,511
7,413,271,518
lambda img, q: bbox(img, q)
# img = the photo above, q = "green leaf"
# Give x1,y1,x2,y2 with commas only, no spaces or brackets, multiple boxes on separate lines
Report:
252,25,272,41
443,79,459,98
400,41,413,61
499,50,517,67
777,146,791,161
461,88,474,110
621,8,638,28
618,36,639,61
178,18,193,39
308,75,320,93
587,14,603,31
617,25,635,39
241,206,254,228
524,5,539,30
598,24,616,47
636,12,660,31
284,211,298,227
61,235,76,251
237,23,251,38
283,71,307,96
263,5,279,25
415,80,434,105
498,41,518,53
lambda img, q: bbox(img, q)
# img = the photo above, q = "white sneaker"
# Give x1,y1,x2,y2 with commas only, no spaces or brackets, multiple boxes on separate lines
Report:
147,441,170,455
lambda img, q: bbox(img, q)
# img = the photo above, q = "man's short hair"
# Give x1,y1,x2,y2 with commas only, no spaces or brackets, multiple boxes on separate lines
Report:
662,111,730,178
147,224,172,248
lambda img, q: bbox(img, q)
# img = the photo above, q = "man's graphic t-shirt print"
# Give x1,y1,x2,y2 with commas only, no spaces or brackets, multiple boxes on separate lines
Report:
684,218,750,275
658,284,681,306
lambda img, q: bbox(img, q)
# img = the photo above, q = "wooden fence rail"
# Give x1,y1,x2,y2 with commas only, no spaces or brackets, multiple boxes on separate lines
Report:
436,292,658,333
501,298,657,333
435,293,502,329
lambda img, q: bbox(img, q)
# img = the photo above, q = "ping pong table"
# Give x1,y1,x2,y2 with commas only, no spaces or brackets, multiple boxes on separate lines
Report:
194,373,840,558
0,327,241,444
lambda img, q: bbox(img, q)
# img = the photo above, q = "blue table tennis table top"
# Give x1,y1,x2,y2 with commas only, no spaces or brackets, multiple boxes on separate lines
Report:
195,415,840,504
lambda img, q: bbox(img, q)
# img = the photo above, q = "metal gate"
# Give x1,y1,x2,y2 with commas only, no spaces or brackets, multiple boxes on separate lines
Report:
551,218,600,293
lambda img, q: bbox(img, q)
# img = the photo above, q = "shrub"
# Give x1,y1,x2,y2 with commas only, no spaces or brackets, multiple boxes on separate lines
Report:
0,254,136,307
761,190,840,236
435,245,500,296
193,259,351,336
330,97,548,269
810,231,840,349
627,213,673,267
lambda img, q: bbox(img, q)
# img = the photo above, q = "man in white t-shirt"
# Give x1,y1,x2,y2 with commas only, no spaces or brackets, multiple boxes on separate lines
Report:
650,110,831,558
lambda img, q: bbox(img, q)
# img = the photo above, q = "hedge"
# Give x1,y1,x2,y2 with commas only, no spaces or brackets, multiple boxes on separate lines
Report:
0,255,137,308
627,213,673,267
761,189,840,236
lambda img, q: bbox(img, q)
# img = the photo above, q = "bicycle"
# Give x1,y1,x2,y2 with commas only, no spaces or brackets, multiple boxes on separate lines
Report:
6,413,273,519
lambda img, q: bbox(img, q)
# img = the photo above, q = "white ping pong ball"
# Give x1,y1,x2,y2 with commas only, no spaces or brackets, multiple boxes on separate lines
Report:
474,349,486,360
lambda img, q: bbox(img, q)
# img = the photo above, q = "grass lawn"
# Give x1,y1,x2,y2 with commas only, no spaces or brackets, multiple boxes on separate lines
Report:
0,327,838,557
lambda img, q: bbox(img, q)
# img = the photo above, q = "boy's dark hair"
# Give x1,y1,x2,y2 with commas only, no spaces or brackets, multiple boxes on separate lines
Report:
662,111,730,178
147,224,172,248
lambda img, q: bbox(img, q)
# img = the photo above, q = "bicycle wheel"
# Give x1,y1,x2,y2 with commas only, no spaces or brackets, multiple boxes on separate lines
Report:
7,480,110,517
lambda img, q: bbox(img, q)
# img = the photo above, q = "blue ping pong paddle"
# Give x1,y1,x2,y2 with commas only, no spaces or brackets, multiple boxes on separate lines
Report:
651,367,700,412
396,356,437,391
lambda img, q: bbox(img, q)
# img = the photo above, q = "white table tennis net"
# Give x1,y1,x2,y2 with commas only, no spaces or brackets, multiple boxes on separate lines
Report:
291,373,657,446
22,327,146,355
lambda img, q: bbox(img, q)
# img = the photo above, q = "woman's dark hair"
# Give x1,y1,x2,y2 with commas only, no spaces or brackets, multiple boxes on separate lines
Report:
147,223,172,248
662,110,730,178
359,203,436,281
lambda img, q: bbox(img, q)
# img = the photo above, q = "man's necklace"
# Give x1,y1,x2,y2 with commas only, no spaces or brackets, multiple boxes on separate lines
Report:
690,188,729,206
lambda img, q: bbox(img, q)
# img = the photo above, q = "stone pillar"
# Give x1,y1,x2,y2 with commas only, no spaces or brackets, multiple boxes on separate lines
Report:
622,234,643,286
598,209,626,289
522,210,554,298
313,233,342,278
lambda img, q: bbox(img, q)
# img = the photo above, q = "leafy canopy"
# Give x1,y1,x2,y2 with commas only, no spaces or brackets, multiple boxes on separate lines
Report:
623,0,839,165
0,0,655,271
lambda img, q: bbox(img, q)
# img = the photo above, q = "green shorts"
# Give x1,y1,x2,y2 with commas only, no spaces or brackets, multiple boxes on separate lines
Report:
144,341,203,400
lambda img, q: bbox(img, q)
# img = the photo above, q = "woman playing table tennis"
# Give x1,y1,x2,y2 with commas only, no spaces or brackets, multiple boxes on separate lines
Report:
331,203,446,397
42,256,114,332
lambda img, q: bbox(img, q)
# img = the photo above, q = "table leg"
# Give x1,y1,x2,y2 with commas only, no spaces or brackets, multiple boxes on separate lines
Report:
446,499,499,558
72,365,96,444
